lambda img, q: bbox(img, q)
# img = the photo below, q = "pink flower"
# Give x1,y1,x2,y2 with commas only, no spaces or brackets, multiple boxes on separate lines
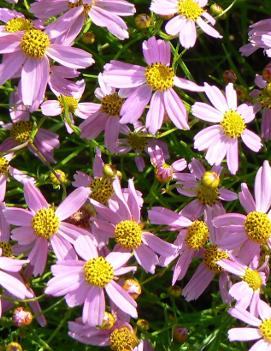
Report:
92,178,177,273
228,300,271,350
175,158,237,219
213,161,271,263
150,0,222,49
218,255,267,317
192,83,262,174
80,74,126,152
0,24,94,107
103,36,204,134
31,0,136,41
48,66,82,97
4,181,91,276
45,235,137,326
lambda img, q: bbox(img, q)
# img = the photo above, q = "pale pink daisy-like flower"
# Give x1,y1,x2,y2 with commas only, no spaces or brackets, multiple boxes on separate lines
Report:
80,74,127,152
218,255,267,317
192,83,262,174
150,0,222,49
41,79,99,134
175,158,237,219
31,0,136,41
213,161,271,263
148,144,187,183
0,24,94,107
4,181,91,276
45,234,137,326
92,178,177,273
0,253,33,316
228,300,271,350
103,36,204,135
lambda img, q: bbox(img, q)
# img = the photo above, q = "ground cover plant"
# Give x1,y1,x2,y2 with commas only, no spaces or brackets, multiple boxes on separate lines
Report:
1,0,271,350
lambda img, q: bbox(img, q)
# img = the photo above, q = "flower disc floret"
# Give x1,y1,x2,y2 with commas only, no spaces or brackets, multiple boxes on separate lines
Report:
114,220,142,250
244,211,271,244
83,257,114,287
100,312,116,330
220,110,246,138
185,220,209,250
127,132,148,152
89,177,113,204
145,63,174,91
0,157,9,175
20,29,50,59
0,242,12,257
58,96,78,113
10,121,33,144
178,0,203,21
101,93,123,116
258,83,271,109
32,207,60,239
5,18,32,33
243,268,262,291
260,319,271,342
109,327,139,351
203,245,228,273
196,183,218,206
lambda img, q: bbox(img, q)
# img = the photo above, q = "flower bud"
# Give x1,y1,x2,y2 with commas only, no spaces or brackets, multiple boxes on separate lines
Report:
262,65,271,82
201,171,220,188
173,326,188,343
210,4,224,17
122,279,142,300
49,169,68,187
136,319,150,331
13,307,33,327
167,286,182,298
82,32,95,44
223,70,237,84
6,343,23,351
135,14,152,29
100,312,116,330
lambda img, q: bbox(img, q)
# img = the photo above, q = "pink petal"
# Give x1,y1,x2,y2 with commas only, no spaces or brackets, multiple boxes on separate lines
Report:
239,183,256,213
134,244,158,273
142,232,177,257
163,88,189,130
192,102,222,122
229,307,261,327
241,129,262,152
24,181,48,212
74,235,98,261
226,138,239,175
228,328,261,342
179,20,197,49
254,160,271,212
204,83,228,113
4,207,33,226
56,187,90,220
196,17,222,38
142,36,171,65
146,91,165,134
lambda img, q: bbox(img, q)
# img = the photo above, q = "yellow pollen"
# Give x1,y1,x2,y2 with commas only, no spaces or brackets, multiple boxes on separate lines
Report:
109,327,139,351
114,220,142,250
145,63,174,91
83,257,114,287
196,183,218,206
243,268,262,291
244,211,271,244
178,0,203,21
32,207,60,239
20,29,50,59
220,110,246,138
10,121,33,144
101,93,124,116
89,177,113,205
99,312,116,330
260,319,271,342
5,18,32,32
203,245,228,273
68,0,93,14
257,83,271,108
185,220,209,250
201,171,220,188
0,242,12,257
127,132,148,152
0,157,9,175
58,95,79,113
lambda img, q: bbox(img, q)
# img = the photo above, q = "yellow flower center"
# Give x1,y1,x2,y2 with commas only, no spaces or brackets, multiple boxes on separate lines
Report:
196,173,219,206
0,242,12,257
127,132,148,152
5,18,32,32
0,157,9,175
32,207,60,239
220,110,246,138
83,257,114,287
260,319,271,342
242,268,262,291
109,327,139,351
49,170,69,186
185,220,209,250
99,312,116,330
20,29,50,59
203,245,228,273
257,83,271,108
89,177,113,205
178,0,203,21
68,0,93,14
244,211,271,244
10,121,34,144
6,342,23,351
145,63,174,91
101,93,123,116
58,95,79,113
114,220,142,250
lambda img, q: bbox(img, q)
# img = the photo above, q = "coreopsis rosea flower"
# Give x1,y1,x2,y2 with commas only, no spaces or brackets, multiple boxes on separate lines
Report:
4,181,91,276
103,36,204,135
45,235,137,326
192,83,262,174
150,0,222,49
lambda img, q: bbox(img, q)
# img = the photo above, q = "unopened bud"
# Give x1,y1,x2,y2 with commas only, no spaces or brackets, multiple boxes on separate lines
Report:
6,342,23,351
100,312,116,330
103,164,115,178
262,65,271,82
136,319,150,331
82,31,95,44
49,169,68,186
235,85,249,102
13,307,33,327
223,70,237,84
122,279,142,300
167,286,182,298
173,326,189,343
135,14,152,29
210,4,224,17
201,171,220,188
